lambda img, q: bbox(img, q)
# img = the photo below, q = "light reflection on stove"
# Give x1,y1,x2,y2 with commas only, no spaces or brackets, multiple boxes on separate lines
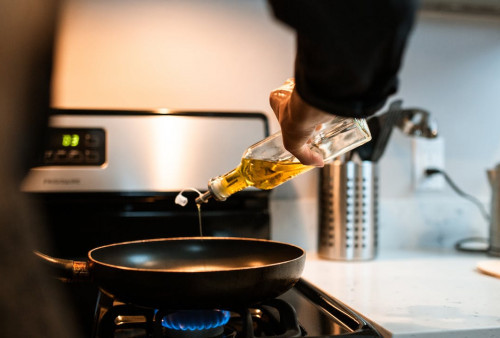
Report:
115,315,147,325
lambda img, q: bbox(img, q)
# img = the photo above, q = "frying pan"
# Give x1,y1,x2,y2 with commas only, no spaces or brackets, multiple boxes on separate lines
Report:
36,237,305,309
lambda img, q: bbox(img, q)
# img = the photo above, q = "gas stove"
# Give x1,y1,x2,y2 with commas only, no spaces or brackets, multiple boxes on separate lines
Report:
92,279,381,338
23,110,381,337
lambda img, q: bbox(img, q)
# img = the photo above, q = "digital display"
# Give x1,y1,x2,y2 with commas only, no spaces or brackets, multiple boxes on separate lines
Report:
42,128,106,166
62,134,80,147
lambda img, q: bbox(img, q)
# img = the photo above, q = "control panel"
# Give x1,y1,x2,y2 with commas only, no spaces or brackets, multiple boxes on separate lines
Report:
42,128,106,166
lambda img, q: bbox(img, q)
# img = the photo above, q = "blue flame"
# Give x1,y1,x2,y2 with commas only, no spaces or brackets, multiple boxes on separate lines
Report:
161,309,230,331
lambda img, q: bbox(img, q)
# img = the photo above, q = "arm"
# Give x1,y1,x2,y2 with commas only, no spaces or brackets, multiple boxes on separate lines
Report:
268,0,418,165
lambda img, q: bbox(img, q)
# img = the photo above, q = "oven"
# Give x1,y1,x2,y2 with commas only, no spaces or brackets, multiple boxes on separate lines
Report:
22,109,380,337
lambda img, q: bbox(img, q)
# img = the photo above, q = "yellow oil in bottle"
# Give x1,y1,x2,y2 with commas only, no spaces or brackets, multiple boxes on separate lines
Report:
217,158,314,197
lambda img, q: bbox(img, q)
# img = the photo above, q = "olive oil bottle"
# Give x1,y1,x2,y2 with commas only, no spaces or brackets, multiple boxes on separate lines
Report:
196,116,371,204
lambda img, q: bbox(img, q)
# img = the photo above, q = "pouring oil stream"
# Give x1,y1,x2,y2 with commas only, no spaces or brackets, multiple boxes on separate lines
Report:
175,188,208,272
175,188,204,237
196,202,203,237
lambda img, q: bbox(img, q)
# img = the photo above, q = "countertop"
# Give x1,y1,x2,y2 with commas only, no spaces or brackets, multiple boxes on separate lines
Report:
302,249,500,338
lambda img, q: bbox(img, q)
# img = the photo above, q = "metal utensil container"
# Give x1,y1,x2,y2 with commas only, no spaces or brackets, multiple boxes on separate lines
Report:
319,160,378,260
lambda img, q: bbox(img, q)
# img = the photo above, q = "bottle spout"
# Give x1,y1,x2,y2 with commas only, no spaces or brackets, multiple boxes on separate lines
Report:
195,191,213,204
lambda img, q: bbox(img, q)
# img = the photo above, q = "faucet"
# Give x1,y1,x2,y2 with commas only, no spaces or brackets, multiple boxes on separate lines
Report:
396,108,438,139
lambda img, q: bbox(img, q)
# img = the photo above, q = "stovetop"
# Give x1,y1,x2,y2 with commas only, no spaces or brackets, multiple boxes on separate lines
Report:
92,279,381,338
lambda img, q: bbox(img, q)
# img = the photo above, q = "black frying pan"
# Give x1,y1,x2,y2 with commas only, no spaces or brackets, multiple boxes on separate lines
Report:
36,237,305,309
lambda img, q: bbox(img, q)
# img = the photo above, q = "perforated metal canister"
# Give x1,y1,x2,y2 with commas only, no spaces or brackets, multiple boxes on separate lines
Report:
318,160,378,260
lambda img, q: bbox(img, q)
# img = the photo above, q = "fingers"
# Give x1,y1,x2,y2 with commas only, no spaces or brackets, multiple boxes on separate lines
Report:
269,79,331,167
279,114,324,167
286,143,325,167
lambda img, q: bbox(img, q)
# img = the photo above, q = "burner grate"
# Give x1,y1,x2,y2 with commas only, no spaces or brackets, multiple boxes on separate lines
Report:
93,292,303,338
91,279,381,337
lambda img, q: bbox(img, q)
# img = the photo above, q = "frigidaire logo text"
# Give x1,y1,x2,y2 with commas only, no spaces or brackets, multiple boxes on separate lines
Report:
43,178,81,185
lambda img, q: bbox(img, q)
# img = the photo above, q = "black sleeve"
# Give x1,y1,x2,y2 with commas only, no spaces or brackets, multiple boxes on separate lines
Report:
268,0,418,118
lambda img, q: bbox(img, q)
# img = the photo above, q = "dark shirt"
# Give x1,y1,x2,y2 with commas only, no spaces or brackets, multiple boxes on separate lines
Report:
268,0,418,117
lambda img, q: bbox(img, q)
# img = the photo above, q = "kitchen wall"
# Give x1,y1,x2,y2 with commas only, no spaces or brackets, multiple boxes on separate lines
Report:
52,0,500,252
52,0,295,115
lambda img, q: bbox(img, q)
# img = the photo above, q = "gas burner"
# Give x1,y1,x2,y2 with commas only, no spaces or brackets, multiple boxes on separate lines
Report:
92,291,302,338
91,279,381,337
160,309,230,338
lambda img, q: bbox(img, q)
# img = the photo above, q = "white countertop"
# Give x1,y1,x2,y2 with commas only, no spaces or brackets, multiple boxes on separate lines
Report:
302,249,500,338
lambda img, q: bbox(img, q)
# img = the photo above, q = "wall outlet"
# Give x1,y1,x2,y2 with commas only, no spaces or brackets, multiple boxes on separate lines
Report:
412,137,445,191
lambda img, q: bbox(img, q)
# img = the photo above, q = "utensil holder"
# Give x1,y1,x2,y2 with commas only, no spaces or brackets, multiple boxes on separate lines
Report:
318,160,378,260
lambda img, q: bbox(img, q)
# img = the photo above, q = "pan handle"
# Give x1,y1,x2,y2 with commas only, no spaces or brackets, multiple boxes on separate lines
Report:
34,251,91,282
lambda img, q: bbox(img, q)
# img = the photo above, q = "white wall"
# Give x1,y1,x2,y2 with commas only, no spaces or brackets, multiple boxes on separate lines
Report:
378,11,500,252
53,0,294,124
52,1,500,252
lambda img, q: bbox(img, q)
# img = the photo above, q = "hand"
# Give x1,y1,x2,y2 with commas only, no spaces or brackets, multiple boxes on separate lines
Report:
269,79,332,167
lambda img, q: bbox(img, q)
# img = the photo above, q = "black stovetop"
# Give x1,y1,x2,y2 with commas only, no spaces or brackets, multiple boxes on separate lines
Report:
92,279,381,338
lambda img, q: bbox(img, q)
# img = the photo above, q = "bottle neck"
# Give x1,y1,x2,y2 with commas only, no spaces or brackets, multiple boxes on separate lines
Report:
208,165,249,201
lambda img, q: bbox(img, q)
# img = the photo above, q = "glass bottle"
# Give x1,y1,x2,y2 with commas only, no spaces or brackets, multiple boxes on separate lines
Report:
196,116,371,204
